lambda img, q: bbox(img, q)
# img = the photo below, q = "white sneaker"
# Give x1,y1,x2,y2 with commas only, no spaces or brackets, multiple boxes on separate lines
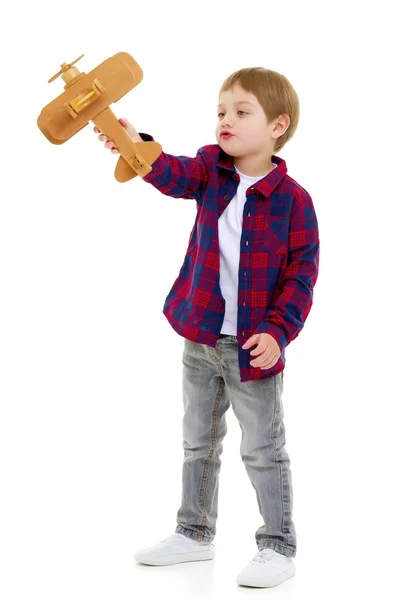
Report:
236,548,295,588
134,533,215,566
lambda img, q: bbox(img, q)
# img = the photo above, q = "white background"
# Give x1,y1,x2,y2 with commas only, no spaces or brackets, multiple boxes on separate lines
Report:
1,0,399,598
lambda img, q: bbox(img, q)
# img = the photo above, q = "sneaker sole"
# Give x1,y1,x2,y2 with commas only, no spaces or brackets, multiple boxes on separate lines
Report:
237,564,296,587
134,545,215,566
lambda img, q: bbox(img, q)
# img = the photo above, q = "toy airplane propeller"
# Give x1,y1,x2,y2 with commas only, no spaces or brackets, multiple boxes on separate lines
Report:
37,52,163,182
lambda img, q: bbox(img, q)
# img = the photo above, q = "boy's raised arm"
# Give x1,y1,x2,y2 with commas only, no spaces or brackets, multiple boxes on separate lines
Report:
94,120,209,203
138,132,209,202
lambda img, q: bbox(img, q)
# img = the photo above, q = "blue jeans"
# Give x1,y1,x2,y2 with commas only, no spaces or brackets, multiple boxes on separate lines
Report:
175,334,296,558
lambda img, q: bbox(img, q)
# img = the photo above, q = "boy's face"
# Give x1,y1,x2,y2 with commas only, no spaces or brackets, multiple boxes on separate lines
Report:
216,83,283,156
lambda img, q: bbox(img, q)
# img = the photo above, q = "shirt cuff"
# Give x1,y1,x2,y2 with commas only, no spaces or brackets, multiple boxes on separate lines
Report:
138,132,154,142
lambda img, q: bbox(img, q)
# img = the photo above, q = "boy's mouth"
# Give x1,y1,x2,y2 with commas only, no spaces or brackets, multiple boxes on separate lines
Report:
220,132,234,139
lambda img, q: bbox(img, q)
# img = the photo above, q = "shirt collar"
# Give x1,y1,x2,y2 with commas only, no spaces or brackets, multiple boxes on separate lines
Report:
216,147,288,199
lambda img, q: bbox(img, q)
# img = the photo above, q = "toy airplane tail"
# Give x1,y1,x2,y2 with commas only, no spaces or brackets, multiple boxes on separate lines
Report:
92,107,162,181
114,141,162,181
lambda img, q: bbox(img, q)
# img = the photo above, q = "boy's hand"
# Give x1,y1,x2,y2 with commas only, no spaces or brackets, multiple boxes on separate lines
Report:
242,333,281,370
93,118,143,154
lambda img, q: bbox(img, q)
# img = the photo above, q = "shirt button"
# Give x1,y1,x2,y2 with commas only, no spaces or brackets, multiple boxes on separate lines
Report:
243,301,246,306
250,186,254,190
246,240,249,246
247,212,250,217
244,270,247,276
224,195,230,200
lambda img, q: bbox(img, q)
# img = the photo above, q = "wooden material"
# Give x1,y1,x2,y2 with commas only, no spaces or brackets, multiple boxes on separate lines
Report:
37,52,163,182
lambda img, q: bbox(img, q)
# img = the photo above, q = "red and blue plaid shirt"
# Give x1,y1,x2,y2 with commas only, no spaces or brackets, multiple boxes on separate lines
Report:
140,133,320,383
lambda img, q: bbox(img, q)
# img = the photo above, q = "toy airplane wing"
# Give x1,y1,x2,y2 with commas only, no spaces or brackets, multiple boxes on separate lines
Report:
37,53,162,181
38,52,143,143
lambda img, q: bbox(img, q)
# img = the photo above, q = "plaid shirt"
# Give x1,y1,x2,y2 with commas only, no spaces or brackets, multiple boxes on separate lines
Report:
139,132,320,383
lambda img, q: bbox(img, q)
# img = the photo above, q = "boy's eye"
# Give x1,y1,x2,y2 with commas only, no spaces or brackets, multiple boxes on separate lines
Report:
217,111,247,118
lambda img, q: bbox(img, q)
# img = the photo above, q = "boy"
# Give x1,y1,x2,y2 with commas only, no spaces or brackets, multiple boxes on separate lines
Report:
94,67,320,588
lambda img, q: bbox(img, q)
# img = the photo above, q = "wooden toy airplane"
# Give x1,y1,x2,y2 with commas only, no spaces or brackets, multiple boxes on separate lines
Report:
37,52,163,182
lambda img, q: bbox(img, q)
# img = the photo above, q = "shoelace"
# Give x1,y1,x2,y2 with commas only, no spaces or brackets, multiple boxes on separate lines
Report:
162,533,210,546
253,549,279,563
161,534,182,544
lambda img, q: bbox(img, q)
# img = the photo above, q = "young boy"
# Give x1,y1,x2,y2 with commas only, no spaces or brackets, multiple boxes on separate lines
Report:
94,67,319,588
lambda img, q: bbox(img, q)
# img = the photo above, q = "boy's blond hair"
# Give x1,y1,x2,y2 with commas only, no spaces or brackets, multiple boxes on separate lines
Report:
219,67,300,154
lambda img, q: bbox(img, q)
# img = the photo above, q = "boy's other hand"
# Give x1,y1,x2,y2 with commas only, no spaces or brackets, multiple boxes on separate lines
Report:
242,333,281,370
93,118,143,154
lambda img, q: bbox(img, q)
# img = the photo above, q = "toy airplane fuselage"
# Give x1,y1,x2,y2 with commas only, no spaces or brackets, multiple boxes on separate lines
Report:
37,52,162,182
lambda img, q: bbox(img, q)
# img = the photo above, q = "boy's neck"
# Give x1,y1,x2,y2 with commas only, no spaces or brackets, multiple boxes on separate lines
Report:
233,155,275,178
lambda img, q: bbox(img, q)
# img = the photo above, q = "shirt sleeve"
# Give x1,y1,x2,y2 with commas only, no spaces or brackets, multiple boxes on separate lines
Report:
137,132,209,202
255,192,320,353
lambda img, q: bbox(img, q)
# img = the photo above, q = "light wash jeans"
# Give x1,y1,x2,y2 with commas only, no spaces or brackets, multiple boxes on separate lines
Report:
175,334,296,558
